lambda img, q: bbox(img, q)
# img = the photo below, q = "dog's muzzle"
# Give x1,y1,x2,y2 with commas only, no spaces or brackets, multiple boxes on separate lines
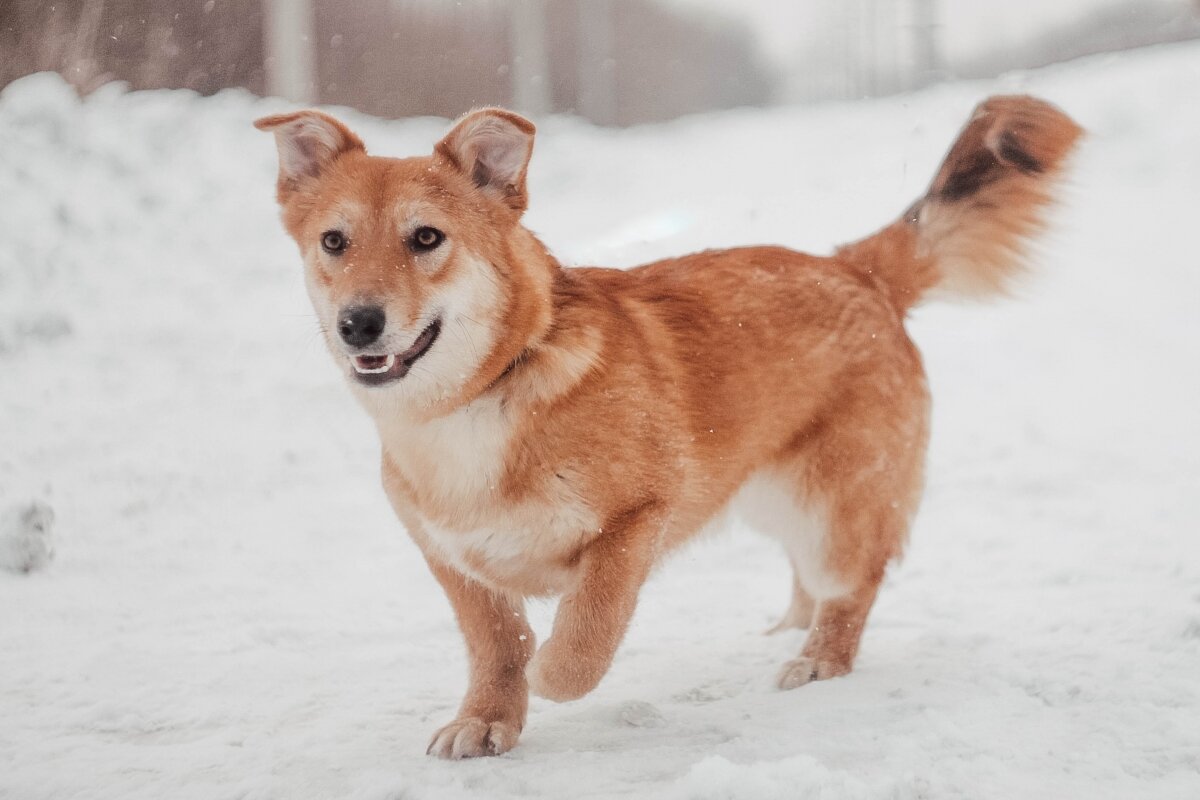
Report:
349,318,442,387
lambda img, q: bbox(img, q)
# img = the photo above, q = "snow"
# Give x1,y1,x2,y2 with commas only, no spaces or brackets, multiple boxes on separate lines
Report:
0,501,55,574
2,42,1199,799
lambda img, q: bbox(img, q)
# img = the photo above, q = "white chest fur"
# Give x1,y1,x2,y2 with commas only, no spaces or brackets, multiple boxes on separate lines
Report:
415,499,596,595
386,395,512,510
382,397,597,595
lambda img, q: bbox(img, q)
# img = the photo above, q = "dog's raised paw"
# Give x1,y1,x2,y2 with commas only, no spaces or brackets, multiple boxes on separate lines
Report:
426,717,519,759
526,647,596,702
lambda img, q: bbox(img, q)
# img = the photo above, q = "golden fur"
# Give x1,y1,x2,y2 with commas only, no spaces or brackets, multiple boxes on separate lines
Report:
256,96,1082,759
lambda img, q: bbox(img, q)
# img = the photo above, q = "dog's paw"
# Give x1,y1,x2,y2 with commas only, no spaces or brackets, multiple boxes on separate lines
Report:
776,656,851,690
426,716,520,759
525,647,595,703
764,610,813,636
764,598,814,635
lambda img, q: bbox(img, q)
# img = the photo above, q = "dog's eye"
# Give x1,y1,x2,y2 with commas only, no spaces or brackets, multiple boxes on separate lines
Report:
411,226,445,252
321,230,347,255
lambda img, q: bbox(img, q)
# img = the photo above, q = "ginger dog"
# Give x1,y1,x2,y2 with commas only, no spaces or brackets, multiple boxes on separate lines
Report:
256,97,1080,758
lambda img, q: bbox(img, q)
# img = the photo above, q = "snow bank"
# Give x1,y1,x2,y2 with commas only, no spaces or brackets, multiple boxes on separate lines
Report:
1,42,1198,800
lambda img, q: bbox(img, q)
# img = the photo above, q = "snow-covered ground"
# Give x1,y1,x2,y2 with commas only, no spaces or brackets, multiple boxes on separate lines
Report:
2,42,1198,800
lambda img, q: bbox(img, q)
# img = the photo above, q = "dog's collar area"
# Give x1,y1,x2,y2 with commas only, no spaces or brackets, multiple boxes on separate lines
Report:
349,318,442,387
485,349,530,395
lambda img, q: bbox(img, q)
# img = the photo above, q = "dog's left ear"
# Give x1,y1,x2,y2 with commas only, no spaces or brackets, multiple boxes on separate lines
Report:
436,108,536,213
254,110,364,194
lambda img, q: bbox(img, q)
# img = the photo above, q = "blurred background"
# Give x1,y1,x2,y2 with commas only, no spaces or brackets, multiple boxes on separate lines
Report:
1,0,1198,125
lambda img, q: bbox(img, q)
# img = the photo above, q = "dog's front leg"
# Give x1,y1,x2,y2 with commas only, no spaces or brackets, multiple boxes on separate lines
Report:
527,503,662,702
424,557,535,759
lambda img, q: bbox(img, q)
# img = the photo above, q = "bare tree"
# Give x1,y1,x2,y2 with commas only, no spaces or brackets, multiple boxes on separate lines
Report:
264,0,315,103
509,0,551,117
911,0,942,87
577,0,617,125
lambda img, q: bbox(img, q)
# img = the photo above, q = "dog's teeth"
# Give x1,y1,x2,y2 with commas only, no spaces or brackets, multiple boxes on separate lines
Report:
354,354,396,375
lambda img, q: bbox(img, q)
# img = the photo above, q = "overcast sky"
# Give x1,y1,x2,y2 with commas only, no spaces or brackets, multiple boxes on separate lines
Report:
665,0,1187,65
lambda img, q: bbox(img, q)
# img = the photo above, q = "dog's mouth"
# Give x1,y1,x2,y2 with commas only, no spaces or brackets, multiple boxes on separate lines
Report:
349,318,442,387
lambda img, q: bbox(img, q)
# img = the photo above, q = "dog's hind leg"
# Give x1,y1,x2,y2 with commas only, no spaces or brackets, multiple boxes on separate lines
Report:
772,368,929,689
776,580,883,689
765,561,815,634
771,481,911,689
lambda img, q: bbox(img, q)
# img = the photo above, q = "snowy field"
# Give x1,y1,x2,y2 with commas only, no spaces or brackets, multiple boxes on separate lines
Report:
2,42,1199,800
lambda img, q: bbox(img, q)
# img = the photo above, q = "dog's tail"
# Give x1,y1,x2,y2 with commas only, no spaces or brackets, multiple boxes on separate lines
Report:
836,96,1083,313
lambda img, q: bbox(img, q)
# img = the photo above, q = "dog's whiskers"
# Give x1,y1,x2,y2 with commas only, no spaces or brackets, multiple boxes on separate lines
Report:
454,318,481,362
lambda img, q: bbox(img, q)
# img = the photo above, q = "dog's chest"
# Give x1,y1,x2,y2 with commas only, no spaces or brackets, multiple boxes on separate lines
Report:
396,397,512,501
416,499,595,595
383,398,596,595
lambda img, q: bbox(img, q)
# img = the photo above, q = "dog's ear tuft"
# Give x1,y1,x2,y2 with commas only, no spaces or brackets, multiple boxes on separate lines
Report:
435,108,536,212
254,110,364,191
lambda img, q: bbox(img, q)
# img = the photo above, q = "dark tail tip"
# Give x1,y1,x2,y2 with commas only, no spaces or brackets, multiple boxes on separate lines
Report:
928,95,1083,204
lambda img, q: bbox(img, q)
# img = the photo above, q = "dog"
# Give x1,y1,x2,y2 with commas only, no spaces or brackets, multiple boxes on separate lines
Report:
256,96,1081,759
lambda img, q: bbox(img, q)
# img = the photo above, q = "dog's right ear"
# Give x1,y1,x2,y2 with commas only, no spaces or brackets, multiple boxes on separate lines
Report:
254,110,364,194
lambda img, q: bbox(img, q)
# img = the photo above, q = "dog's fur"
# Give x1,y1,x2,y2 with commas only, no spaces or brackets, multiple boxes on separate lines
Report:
256,97,1081,758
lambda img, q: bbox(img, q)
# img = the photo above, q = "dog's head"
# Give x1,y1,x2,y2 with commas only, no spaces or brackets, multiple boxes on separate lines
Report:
256,108,554,411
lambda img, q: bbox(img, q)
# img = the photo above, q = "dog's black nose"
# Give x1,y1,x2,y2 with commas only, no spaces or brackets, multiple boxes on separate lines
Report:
338,306,386,348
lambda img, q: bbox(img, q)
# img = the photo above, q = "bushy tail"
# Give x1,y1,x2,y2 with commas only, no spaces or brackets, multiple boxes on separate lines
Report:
837,96,1083,313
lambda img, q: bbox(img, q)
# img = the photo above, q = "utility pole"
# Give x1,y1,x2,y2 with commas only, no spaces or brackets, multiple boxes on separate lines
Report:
577,0,617,125
509,0,552,117
264,0,316,104
911,0,942,88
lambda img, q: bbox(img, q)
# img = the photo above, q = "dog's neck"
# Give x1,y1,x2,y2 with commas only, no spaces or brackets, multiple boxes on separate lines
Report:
452,226,559,405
